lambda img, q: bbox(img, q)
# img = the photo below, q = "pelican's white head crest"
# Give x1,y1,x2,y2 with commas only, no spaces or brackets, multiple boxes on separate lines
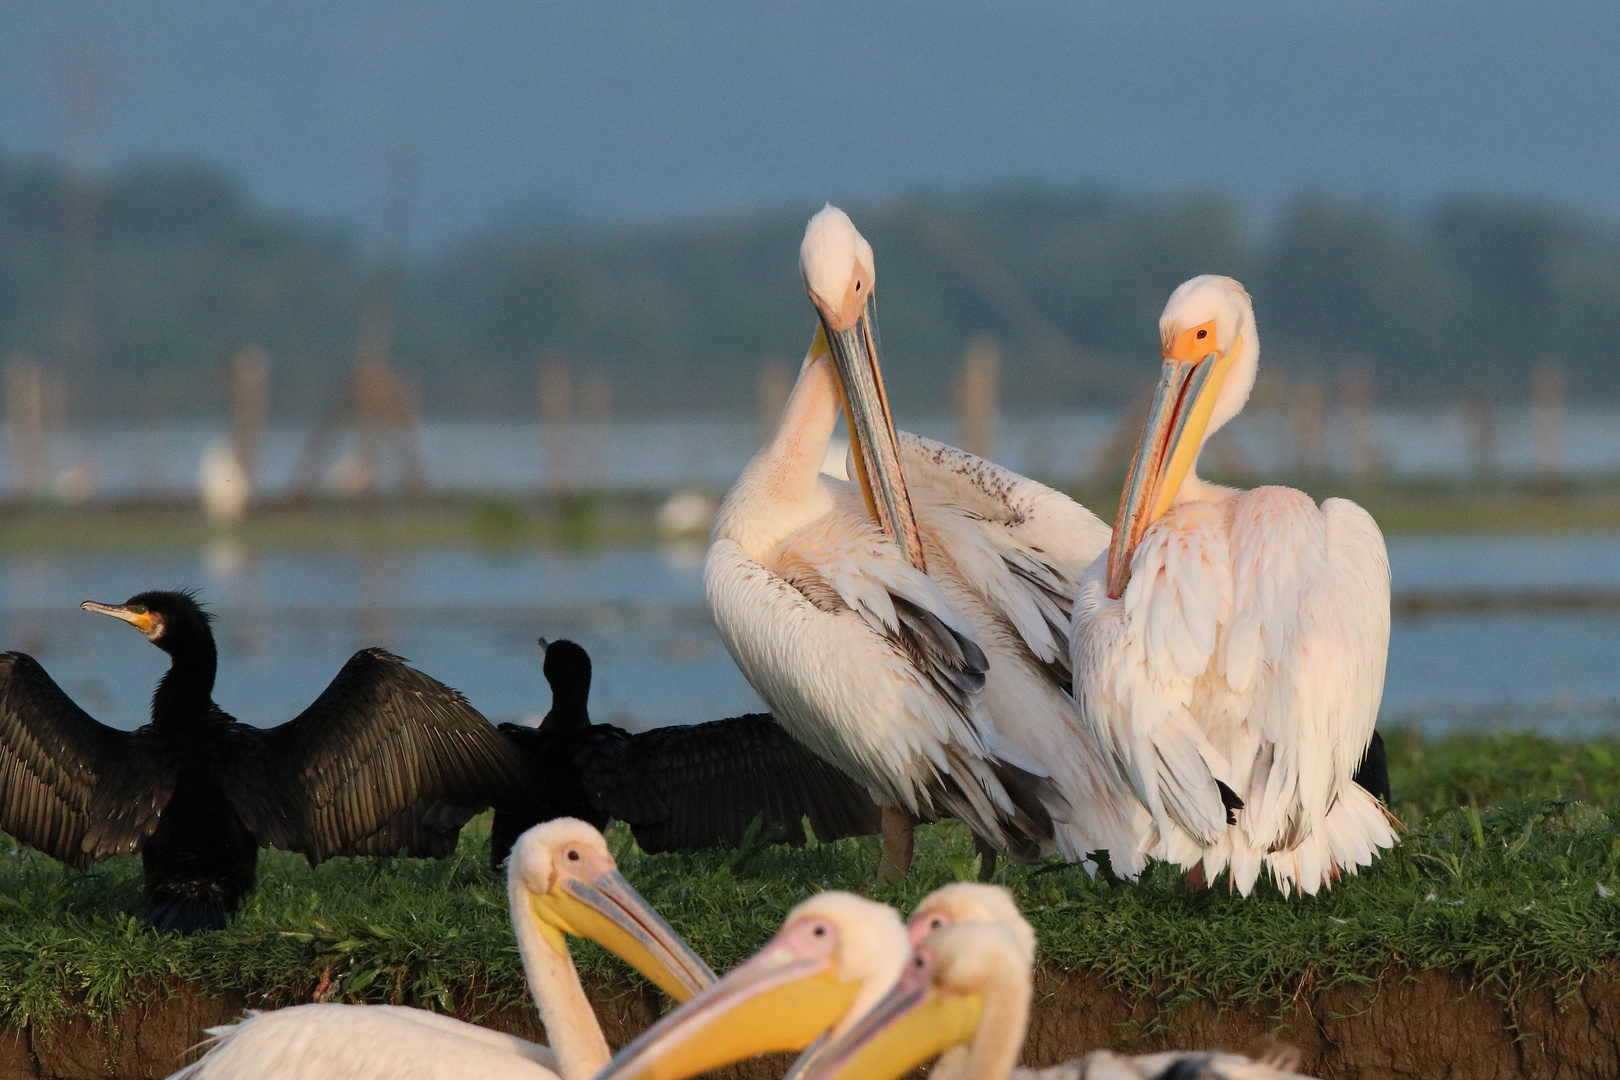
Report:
801,205,875,332
1158,274,1259,439
592,891,910,1080
1105,274,1261,598
906,883,1036,965
506,818,715,1001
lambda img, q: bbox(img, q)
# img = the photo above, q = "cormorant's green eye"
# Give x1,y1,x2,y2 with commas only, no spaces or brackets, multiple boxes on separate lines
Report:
130,605,148,615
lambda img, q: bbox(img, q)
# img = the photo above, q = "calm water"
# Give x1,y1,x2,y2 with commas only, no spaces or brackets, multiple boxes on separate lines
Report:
10,402,1620,500
2,533,1618,737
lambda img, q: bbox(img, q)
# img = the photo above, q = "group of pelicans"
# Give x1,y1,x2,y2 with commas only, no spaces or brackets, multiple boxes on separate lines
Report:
0,203,1398,1074
173,817,1316,1080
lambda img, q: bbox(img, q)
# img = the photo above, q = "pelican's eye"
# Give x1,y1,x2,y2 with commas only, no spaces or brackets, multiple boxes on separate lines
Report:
812,923,827,937
1196,329,1208,340
566,849,580,862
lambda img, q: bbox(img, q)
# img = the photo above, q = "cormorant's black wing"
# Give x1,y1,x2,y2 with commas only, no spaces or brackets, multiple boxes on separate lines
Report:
344,798,485,859
218,649,532,863
0,652,180,867
606,714,881,854
1353,730,1391,804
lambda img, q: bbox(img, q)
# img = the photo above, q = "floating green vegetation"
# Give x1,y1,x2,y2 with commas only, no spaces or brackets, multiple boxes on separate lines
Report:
4,729,1620,1030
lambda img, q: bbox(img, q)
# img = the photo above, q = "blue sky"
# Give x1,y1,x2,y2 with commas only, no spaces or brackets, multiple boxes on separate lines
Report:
3,1,1617,249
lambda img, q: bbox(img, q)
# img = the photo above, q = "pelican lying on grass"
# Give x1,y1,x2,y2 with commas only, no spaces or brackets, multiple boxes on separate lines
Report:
590,892,911,1080
799,922,1317,1080
591,882,1313,1080
168,819,714,1080
706,205,1056,878
1071,275,1397,894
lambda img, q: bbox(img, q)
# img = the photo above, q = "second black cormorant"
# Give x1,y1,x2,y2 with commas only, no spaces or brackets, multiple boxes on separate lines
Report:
0,590,531,933
489,639,880,866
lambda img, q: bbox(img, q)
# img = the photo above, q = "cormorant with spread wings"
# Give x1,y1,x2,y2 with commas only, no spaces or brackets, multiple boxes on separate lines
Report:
0,590,531,933
489,639,880,866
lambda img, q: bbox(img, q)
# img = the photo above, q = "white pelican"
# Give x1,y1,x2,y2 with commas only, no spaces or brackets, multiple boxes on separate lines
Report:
796,922,1318,1080
1070,275,1396,895
168,819,714,1080
828,208,1143,873
590,892,912,1080
706,206,1056,878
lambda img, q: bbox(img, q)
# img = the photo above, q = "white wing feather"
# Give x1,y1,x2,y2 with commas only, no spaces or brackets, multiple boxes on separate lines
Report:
1071,488,1394,893
705,503,1036,848
169,1004,559,1080
893,433,1145,868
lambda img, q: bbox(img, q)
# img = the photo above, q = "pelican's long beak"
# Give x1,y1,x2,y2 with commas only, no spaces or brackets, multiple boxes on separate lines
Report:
793,954,981,1080
808,295,927,572
1104,325,1241,598
593,922,864,1080
529,863,715,1002
80,600,156,636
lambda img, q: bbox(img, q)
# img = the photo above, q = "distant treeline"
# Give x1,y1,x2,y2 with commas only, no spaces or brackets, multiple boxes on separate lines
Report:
2,155,1618,419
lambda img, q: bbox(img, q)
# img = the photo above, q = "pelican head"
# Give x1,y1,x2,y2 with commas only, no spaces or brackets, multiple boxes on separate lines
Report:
796,923,1029,1080
508,818,716,1002
1105,275,1260,598
800,205,926,570
905,883,1036,965
593,891,910,1080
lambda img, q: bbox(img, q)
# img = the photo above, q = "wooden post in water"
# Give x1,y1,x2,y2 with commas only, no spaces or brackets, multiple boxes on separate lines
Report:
5,355,50,496
230,346,270,498
286,149,427,499
1459,392,1498,483
1532,357,1566,482
578,369,612,490
756,358,792,445
538,355,573,492
1289,375,1329,476
959,335,1000,459
1340,360,1381,484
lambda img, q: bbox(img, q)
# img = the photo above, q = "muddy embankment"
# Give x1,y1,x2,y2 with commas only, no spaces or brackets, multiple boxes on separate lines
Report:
4,966,1619,1080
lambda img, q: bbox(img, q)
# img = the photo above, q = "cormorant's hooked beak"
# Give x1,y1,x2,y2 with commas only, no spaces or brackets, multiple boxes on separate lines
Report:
80,600,158,638
806,293,927,573
1104,321,1240,599
528,853,715,1002
792,949,981,1080
593,917,864,1080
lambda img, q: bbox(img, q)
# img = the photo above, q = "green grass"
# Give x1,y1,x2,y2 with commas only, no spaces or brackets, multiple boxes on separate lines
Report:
5,729,1620,1029
6,481,1620,554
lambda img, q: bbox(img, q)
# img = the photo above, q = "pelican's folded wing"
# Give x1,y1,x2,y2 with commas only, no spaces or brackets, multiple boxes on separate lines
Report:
899,432,1111,683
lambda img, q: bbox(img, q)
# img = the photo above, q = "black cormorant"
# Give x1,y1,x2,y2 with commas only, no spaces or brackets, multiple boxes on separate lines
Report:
0,590,531,933
489,639,880,866
1354,731,1392,804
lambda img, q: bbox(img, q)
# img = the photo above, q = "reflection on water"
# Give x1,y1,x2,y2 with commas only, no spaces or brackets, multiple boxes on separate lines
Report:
2,534,1618,737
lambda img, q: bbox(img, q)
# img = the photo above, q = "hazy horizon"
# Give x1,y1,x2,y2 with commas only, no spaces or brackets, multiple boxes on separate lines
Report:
3,1,1617,251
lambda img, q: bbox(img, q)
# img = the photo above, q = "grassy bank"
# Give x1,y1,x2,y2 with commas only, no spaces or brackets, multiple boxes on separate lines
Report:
5,730,1620,1030
3,480,1620,554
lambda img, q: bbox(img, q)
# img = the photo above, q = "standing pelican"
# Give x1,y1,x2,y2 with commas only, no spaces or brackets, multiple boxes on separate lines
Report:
796,923,1318,1080
1071,276,1396,895
169,819,714,1080
706,206,1054,878
816,208,1141,872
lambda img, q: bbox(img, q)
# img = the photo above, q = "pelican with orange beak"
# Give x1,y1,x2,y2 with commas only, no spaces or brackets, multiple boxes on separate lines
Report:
1070,275,1396,895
